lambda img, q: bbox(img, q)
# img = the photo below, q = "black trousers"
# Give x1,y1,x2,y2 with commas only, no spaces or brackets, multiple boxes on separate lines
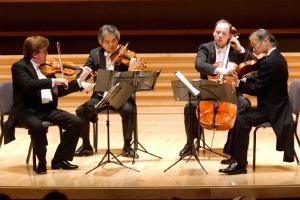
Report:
225,106,269,161
18,108,82,165
75,95,136,149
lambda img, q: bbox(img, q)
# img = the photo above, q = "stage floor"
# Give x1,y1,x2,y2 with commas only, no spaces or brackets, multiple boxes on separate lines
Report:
1,111,300,200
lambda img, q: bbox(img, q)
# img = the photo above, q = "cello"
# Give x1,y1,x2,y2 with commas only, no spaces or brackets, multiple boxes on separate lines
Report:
197,28,239,131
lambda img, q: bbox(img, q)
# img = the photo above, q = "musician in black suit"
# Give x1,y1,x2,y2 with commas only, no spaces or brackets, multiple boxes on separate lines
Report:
219,29,295,175
3,36,92,174
179,19,252,159
74,24,142,158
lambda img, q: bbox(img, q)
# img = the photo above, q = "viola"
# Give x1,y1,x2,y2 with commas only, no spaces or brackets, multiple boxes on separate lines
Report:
39,58,81,76
235,53,266,78
110,43,147,70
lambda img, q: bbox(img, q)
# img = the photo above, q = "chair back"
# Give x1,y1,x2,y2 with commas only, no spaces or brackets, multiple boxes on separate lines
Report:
289,79,300,115
0,81,13,116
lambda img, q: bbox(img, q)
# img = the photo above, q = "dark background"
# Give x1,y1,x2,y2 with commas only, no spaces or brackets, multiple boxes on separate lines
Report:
1,0,300,55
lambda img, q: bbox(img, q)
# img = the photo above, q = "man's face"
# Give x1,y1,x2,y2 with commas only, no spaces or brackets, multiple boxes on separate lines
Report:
213,22,232,48
250,36,266,55
100,33,119,53
32,47,48,64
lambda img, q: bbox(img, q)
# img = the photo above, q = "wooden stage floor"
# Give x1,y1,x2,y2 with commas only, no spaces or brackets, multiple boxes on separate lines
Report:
1,108,300,200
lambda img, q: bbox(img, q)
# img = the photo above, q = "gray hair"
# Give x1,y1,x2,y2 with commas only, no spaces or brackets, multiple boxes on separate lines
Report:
97,24,120,43
249,29,277,47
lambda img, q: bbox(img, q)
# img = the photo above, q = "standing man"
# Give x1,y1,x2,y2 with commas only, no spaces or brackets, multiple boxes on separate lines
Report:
3,36,92,174
219,29,294,175
75,24,142,158
179,19,252,160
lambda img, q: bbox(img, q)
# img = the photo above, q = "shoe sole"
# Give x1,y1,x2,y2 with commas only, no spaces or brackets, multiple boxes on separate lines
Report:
74,150,94,157
227,169,247,175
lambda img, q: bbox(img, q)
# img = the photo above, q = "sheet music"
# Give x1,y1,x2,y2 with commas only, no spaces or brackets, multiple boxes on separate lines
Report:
174,71,200,97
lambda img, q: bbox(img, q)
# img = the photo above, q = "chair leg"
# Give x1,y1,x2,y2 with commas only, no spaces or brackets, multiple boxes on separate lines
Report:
93,115,98,154
253,127,258,172
26,141,32,165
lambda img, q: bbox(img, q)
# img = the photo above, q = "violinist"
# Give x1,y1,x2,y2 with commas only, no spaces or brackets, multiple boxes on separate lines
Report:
219,29,294,175
179,19,253,160
75,24,141,158
2,36,92,174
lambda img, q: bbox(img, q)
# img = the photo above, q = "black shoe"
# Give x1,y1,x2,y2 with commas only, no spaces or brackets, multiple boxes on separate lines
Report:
218,161,247,175
122,146,139,159
179,143,192,157
51,160,78,170
74,145,94,157
221,157,248,165
35,163,47,174
220,156,236,164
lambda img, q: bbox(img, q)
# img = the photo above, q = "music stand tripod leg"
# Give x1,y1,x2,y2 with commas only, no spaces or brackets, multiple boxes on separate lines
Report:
86,104,139,174
130,107,163,164
164,92,208,174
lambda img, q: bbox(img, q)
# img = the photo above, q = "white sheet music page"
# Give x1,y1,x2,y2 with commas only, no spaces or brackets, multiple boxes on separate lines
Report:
174,71,200,97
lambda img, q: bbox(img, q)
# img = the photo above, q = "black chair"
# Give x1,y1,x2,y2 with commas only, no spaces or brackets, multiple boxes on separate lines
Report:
0,81,62,171
252,79,300,171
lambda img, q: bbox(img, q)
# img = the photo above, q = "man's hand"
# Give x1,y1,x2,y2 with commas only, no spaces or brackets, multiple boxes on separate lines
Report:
215,67,231,76
78,66,92,83
81,82,95,93
230,37,243,52
228,70,239,90
128,58,147,70
54,78,69,88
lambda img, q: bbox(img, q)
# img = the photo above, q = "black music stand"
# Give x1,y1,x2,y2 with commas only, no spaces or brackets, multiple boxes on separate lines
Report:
164,71,208,173
86,81,139,174
171,79,232,158
113,70,162,164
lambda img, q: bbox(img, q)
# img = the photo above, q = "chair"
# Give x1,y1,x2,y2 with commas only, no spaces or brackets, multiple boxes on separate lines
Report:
252,79,300,171
0,81,62,171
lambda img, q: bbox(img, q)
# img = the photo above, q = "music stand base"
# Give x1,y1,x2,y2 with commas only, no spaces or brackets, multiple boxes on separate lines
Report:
131,141,163,164
197,140,228,158
86,150,139,174
164,146,208,174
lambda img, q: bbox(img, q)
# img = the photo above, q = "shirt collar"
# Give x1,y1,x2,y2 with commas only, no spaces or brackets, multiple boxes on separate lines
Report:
30,60,40,70
267,47,276,56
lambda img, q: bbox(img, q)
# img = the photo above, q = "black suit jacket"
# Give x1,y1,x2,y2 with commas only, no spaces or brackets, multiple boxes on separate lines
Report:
237,49,294,162
3,57,81,144
195,41,252,79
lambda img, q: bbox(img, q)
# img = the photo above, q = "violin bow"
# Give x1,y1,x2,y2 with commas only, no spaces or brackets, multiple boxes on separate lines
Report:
56,42,68,89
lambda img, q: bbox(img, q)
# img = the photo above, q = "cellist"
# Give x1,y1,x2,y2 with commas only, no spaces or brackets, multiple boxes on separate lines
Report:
179,19,254,162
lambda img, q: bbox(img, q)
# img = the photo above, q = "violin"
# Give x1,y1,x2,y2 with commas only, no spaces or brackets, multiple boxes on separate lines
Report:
110,42,147,70
39,58,82,76
235,53,266,78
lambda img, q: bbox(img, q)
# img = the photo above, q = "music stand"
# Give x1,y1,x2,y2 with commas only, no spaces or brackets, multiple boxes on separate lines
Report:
86,81,139,174
192,79,237,158
171,79,232,158
164,71,208,173
113,70,162,164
